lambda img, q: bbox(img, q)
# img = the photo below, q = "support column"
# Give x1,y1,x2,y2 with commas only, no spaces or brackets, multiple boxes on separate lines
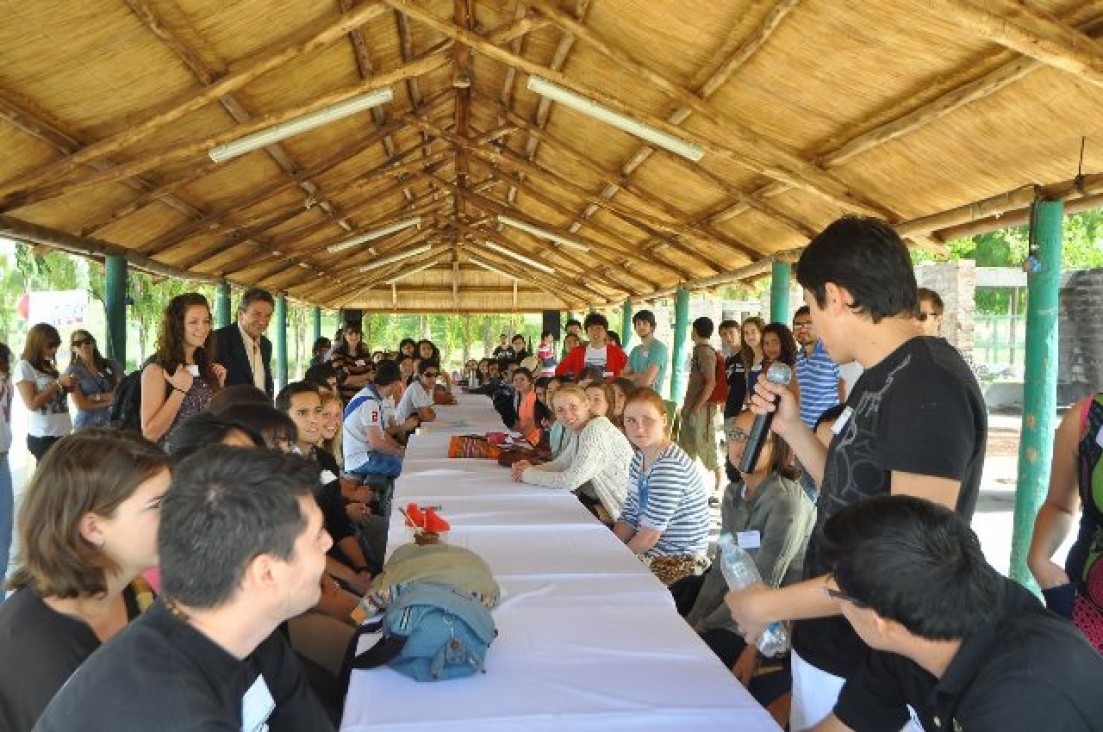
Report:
670,287,690,402
312,306,322,344
770,261,791,323
215,281,231,329
1010,199,1064,593
620,300,633,351
275,295,288,391
104,255,127,367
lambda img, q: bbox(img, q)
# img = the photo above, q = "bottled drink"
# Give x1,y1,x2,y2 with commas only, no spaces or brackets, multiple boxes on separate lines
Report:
716,533,790,657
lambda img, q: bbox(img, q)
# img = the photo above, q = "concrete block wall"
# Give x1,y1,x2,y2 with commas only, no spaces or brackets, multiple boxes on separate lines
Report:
914,260,976,357
1059,269,1103,403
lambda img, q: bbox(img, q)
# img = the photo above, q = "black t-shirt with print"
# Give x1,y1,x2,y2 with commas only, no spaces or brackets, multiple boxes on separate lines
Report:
723,353,748,419
793,336,987,678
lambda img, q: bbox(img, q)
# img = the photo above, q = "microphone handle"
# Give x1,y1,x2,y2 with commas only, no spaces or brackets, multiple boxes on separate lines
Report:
737,410,775,473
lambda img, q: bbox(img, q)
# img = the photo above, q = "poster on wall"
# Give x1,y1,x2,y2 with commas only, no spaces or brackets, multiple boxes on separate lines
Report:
25,289,89,342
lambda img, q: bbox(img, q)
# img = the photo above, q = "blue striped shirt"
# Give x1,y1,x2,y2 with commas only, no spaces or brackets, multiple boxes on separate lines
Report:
620,443,710,556
796,340,841,429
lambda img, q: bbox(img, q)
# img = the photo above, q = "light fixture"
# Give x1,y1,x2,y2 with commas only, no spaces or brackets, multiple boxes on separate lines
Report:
483,242,555,273
466,254,518,280
526,76,705,162
385,258,441,284
328,217,422,254
358,244,434,272
208,87,395,163
497,215,589,251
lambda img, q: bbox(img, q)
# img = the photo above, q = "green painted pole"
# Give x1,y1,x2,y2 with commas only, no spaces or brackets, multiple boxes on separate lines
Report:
275,295,288,391
311,306,322,344
1010,199,1064,594
620,300,633,351
770,261,791,323
104,255,127,366
215,282,231,329
670,286,690,402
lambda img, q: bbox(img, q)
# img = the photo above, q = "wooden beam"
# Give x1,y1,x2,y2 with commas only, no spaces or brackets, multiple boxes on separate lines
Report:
926,0,1103,89
0,52,452,213
934,188,1103,241
0,2,392,203
0,215,219,283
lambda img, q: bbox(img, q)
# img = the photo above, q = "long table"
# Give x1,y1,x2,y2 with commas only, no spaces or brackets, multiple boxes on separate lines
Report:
341,395,781,732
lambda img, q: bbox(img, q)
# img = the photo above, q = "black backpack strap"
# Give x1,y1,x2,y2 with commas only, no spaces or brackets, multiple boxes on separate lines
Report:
337,622,406,703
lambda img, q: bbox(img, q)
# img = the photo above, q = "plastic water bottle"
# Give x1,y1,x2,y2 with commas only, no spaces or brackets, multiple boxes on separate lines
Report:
717,533,790,657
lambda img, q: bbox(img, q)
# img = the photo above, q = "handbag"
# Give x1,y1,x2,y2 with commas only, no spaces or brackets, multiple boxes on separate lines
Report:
448,434,502,459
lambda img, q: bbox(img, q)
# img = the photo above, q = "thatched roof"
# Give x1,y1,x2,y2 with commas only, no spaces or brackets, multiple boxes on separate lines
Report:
1,0,1101,312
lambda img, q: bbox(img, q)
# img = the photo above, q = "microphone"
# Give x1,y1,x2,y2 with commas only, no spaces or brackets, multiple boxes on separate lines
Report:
737,362,793,473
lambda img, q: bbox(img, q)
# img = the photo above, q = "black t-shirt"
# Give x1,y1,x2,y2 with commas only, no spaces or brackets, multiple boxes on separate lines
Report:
794,336,987,677
34,600,333,732
311,447,355,547
723,354,748,419
835,577,1103,732
0,585,144,732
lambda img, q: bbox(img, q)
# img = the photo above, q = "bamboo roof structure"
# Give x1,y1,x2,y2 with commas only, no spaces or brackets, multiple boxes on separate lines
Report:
1,0,1102,312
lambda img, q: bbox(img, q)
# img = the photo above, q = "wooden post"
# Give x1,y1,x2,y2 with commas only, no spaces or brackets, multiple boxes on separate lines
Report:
770,261,791,323
276,295,288,392
670,286,690,402
104,255,127,367
1010,199,1063,593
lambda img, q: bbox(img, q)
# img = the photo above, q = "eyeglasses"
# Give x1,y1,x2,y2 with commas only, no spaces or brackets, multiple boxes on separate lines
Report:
917,312,939,321
725,426,748,443
792,322,812,329
825,586,869,608
422,371,439,378
72,338,94,347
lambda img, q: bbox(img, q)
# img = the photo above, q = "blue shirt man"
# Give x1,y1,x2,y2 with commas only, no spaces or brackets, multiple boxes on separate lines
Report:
794,306,842,429
622,310,669,395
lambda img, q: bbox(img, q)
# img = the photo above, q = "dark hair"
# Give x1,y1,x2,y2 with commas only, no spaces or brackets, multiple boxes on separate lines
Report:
578,365,604,384
218,403,297,450
540,331,554,341
917,287,944,316
565,319,582,329
511,333,526,345
606,330,621,347
718,319,740,332
155,293,220,390
68,330,119,387
794,305,811,319
823,495,1000,640
761,322,798,367
796,216,917,323
312,337,331,353
373,359,402,387
512,366,534,383
633,309,656,328
730,409,799,480
338,323,367,358
9,430,169,596
303,362,338,390
416,339,440,360
205,384,270,415
417,358,441,376
22,323,61,376
582,312,608,331
167,411,264,460
398,338,417,356
0,342,10,377
159,446,317,608
238,287,275,314
692,316,714,339
275,381,322,413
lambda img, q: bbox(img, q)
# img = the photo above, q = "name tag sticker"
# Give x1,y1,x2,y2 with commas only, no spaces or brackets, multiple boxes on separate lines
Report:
355,359,366,367
320,470,338,484
241,675,275,732
737,530,761,550
832,406,854,435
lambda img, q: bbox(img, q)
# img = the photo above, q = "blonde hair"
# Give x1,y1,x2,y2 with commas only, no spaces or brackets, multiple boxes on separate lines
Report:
318,389,344,465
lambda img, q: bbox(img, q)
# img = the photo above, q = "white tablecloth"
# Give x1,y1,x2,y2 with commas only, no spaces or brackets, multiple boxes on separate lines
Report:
341,395,780,732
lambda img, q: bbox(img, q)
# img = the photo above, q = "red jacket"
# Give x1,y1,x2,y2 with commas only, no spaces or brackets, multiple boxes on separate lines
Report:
555,344,628,378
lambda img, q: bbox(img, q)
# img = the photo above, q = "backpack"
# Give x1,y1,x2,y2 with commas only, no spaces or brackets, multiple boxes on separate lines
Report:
346,582,497,682
709,348,729,405
109,357,166,432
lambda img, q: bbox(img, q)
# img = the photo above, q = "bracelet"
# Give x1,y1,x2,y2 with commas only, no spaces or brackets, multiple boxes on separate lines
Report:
173,386,187,395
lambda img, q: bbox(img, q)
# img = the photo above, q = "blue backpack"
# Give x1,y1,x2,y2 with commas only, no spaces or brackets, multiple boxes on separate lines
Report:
347,582,497,682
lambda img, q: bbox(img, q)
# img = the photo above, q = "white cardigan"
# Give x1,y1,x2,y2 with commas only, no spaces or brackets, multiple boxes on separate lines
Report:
521,416,633,520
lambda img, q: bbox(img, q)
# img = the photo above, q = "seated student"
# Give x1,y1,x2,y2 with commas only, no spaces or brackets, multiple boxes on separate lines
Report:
304,362,340,394
203,383,270,415
615,388,710,586
394,359,439,427
0,431,168,732
343,360,405,480
686,408,816,703
507,367,549,444
466,359,504,395
510,334,530,364
34,447,336,732
577,365,605,389
309,337,331,368
509,384,633,522
811,495,1103,732
556,313,628,379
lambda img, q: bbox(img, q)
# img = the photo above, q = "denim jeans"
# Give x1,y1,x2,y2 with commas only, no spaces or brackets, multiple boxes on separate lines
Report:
0,453,12,594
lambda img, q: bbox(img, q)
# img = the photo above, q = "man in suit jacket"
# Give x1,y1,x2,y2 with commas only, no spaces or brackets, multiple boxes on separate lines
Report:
214,287,275,396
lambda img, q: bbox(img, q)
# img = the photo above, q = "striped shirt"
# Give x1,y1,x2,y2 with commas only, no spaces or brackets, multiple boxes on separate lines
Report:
796,340,841,429
620,443,710,557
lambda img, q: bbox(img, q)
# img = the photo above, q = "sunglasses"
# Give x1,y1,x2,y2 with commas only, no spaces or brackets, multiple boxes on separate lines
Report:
422,371,439,378
917,312,939,321
825,586,869,608
72,338,94,347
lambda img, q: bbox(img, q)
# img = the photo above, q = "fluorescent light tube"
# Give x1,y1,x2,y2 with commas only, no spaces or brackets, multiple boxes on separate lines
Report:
526,76,704,162
466,255,519,280
209,87,395,163
483,242,555,273
328,217,422,254
358,244,433,272
497,215,589,250
385,258,441,284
